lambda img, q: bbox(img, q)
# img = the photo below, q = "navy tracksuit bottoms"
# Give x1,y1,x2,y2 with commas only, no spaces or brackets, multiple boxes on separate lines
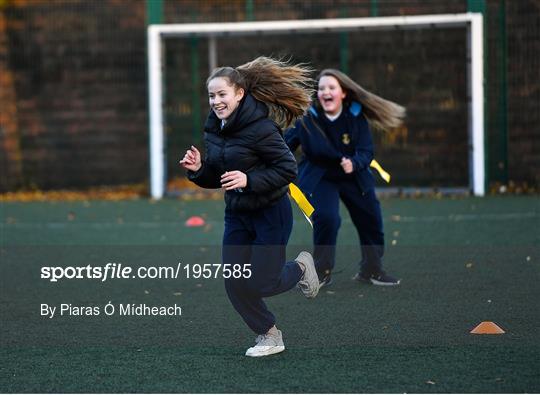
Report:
222,194,303,335
311,177,385,277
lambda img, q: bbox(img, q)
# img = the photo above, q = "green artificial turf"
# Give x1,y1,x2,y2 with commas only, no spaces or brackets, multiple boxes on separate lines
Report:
1,196,539,392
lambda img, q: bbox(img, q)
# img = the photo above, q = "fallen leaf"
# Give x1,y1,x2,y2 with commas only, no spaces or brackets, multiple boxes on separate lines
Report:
0,184,146,202
203,223,213,232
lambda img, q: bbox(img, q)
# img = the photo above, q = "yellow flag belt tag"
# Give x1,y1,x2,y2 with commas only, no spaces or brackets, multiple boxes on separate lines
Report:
289,160,389,226
288,183,314,227
370,159,391,183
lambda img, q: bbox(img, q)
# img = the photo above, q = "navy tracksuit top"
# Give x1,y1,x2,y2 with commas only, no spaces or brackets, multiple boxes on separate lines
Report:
285,102,375,195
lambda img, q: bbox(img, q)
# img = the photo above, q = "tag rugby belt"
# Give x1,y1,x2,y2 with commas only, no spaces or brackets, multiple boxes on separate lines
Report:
289,159,390,226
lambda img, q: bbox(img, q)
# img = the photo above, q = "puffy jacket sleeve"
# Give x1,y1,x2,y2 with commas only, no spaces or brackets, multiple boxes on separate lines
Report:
187,163,221,189
351,114,374,171
186,135,222,189
246,123,297,194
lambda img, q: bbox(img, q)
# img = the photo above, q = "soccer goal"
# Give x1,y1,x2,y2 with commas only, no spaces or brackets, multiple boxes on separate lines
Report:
147,13,484,199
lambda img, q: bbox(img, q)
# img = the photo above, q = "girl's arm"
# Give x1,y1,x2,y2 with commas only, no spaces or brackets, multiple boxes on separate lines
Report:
187,163,222,189
284,120,301,152
246,123,298,193
182,142,222,189
351,115,374,171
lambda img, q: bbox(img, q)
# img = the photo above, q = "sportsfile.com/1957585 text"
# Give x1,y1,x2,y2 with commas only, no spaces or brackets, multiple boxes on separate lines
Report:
40,263,252,282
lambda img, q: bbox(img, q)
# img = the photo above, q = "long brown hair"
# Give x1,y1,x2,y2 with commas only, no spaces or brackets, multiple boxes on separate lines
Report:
207,56,314,128
317,69,406,131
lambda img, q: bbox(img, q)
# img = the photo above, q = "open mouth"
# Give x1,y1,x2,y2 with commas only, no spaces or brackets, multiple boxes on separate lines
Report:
322,97,334,104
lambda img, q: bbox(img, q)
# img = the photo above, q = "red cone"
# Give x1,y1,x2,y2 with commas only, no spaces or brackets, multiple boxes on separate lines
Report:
185,216,205,227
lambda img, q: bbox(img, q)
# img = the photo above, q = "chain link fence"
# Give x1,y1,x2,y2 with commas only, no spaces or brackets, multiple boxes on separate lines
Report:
1,0,538,192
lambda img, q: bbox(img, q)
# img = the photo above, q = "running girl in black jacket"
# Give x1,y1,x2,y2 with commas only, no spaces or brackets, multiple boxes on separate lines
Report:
286,69,406,287
180,57,319,357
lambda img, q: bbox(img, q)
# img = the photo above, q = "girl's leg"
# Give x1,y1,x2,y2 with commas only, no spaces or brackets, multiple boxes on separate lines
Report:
247,194,303,298
223,196,303,335
311,178,341,278
339,184,384,276
223,210,274,335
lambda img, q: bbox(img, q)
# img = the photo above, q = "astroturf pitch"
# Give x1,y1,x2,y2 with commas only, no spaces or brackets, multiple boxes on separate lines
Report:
1,196,539,393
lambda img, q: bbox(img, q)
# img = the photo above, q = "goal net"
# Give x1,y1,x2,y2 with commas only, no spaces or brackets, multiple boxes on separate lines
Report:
147,14,484,198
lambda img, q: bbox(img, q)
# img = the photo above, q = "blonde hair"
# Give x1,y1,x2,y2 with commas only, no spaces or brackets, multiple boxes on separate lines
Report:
207,56,314,128
317,69,406,131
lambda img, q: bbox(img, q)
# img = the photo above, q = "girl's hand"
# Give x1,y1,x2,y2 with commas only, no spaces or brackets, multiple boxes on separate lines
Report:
220,171,247,190
340,157,354,174
179,146,202,172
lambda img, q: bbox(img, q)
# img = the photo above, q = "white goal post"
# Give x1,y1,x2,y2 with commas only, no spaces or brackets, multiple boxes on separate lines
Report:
147,13,485,199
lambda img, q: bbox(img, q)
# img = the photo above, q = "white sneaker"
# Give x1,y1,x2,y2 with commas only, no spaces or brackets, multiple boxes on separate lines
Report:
245,330,285,357
296,251,320,298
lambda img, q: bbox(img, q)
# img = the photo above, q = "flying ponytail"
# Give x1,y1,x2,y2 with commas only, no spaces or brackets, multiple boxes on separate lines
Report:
317,69,406,131
207,57,314,128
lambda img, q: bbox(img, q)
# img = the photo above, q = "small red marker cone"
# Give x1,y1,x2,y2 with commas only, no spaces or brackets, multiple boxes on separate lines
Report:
470,321,505,334
185,216,205,227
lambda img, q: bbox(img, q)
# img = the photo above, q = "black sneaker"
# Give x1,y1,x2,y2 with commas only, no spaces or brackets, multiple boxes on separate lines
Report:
319,270,333,287
354,271,400,286
320,273,333,287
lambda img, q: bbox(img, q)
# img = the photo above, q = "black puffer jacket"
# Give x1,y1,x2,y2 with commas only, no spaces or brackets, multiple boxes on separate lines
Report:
188,93,297,212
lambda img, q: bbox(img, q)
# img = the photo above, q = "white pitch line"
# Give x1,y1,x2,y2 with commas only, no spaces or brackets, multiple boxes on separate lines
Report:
1,212,538,229
1,222,194,229
386,212,539,223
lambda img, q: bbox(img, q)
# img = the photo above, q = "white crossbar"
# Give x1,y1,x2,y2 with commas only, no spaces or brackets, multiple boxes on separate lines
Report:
148,13,485,198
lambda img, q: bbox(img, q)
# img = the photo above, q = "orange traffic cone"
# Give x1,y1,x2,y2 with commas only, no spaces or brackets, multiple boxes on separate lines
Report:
185,216,205,227
470,321,505,334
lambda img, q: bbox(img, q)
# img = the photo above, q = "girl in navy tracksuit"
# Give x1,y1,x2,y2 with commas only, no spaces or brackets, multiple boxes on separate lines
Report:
285,69,406,286
180,57,319,357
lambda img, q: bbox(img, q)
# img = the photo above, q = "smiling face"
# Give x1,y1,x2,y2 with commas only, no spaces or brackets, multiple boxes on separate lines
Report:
317,75,346,116
207,77,244,121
